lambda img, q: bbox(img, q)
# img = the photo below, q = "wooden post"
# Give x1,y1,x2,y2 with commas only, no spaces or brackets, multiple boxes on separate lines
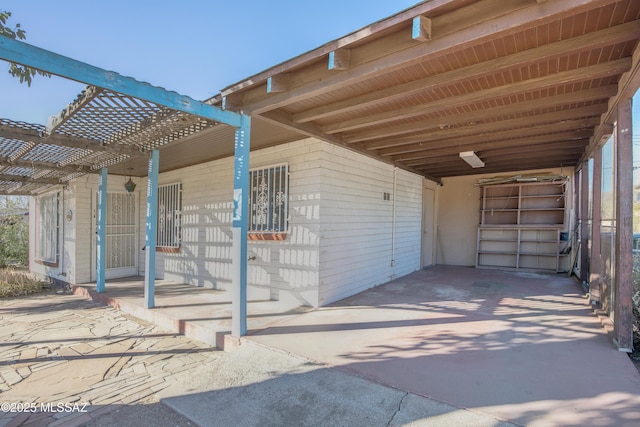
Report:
144,150,159,309
614,98,633,352
96,168,107,293
231,115,251,337
580,163,590,283
590,149,602,305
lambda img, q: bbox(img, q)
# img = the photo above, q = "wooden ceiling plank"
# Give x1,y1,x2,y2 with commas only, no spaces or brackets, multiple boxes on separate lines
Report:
259,110,440,183
295,20,640,124
366,104,605,152
375,117,600,157
347,85,617,144
399,141,589,166
323,57,631,134
390,128,593,161
239,0,624,114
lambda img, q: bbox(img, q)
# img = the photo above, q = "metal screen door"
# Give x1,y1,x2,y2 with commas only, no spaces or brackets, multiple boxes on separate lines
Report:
94,192,138,279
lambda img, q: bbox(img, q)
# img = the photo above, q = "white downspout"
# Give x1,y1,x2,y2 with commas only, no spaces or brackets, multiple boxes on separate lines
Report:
391,167,397,273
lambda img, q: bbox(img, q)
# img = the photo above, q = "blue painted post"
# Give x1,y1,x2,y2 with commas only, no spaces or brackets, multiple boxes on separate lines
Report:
96,168,107,293
144,149,159,309
231,115,251,337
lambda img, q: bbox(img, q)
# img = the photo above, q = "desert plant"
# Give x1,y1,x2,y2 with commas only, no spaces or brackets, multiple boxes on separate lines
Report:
0,269,46,298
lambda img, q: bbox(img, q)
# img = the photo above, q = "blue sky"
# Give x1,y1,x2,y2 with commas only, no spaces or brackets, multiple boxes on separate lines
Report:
1,0,419,124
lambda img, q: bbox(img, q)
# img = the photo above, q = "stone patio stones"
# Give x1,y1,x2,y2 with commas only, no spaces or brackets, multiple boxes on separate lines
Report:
0,292,221,426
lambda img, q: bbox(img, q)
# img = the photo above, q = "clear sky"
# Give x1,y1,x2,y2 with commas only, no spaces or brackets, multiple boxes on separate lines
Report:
1,0,419,125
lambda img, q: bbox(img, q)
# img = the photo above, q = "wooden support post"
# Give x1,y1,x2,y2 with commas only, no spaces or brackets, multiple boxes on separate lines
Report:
231,115,251,337
614,98,633,351
144,149,159,309
96,168,107,293
580,163,590,283
590,149,602,305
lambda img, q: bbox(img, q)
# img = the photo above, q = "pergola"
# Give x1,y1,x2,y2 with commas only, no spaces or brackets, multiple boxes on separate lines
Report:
0,36,252,337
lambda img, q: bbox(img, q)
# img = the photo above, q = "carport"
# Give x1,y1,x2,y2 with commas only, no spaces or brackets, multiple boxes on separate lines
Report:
215,0,640,351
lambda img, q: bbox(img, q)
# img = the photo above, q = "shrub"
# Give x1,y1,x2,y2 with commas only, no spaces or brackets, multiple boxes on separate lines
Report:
0,269,46,298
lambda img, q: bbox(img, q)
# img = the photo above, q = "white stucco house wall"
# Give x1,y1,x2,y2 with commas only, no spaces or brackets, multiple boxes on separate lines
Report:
28,137,429,307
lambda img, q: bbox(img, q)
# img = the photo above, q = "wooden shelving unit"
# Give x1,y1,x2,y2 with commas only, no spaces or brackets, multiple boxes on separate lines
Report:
476,181,569,272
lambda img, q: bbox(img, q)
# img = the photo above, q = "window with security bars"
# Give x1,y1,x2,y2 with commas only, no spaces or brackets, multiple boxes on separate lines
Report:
157,183,182,248
249,164,289,233
37,192,59,263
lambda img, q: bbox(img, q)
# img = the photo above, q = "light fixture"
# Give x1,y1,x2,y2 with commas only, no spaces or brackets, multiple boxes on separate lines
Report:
124,168,136,192
459,151,485,168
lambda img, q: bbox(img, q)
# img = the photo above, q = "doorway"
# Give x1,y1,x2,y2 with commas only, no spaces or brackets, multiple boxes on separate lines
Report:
92,191,139,280
422,186,435,268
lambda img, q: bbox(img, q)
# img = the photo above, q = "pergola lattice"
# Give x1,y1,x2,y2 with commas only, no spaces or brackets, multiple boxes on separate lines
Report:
0,87,218,195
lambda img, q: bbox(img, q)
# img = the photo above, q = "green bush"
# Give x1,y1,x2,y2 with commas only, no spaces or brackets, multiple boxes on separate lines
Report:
0,196,28,268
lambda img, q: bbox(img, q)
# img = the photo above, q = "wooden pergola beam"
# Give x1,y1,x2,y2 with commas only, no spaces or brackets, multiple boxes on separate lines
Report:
0,124,139,156
0,173,64,185
0,157,96,174
45,86,103,135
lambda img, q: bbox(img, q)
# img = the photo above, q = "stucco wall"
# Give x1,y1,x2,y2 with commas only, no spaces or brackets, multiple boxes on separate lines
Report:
435,167,574,266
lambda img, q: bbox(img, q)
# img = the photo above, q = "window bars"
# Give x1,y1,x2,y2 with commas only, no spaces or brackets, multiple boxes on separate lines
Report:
157,182,182,248
249,164,289,233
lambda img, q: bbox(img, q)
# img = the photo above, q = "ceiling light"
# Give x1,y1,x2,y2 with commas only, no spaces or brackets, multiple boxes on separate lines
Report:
459,151,485,168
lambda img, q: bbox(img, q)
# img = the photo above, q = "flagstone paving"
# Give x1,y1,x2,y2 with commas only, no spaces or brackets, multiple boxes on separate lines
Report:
0,291,218,427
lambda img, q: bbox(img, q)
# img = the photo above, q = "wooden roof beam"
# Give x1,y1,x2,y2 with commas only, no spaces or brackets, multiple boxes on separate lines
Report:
295,20,640,124
400,135,591,165
237,0,624,114
391,129,593,162
267,75,290,94
412,16,432,41
328,49,351,71
324,58,631,134
348,86,617,144
366,104,605,153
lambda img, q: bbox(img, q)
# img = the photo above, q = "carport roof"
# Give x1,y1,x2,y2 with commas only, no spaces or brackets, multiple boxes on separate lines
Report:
217,0,640,180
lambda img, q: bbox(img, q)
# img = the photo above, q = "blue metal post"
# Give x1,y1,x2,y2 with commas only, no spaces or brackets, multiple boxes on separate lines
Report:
96,168,107,293
144,149,159,309
231,115,251,337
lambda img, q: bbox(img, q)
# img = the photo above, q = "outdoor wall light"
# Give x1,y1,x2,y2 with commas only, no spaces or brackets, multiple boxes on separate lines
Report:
124,168,136,192
459,151,485,168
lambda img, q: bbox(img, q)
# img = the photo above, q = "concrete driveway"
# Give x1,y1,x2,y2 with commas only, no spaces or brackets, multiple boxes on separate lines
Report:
247,266,640,426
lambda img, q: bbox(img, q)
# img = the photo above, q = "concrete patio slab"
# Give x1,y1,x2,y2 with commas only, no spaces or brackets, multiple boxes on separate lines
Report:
246,266,640,426
73,278,310,348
